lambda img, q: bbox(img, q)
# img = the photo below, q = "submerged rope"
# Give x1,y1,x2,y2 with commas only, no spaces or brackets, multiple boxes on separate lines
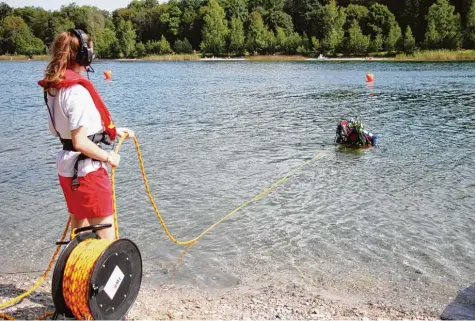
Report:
111,135,322,244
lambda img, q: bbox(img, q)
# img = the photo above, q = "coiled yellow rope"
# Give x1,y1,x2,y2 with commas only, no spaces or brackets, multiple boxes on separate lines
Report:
0,135,322,320
63,239,113,320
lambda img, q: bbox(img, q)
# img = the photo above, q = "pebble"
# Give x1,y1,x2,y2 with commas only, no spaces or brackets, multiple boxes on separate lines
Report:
0,274,439,320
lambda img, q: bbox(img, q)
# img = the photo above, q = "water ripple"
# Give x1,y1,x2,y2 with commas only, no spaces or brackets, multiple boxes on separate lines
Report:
0,61,473,309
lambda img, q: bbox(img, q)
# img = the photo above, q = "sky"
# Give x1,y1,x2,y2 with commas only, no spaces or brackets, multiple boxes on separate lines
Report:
4,0,134,12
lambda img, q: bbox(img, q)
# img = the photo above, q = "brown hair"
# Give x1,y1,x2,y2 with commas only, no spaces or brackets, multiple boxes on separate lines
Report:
43,31,91,88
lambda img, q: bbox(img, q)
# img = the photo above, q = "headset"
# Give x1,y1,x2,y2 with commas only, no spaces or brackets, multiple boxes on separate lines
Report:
69,28,94,67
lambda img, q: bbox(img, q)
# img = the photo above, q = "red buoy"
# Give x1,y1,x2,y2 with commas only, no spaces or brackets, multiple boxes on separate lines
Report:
104,70,112,80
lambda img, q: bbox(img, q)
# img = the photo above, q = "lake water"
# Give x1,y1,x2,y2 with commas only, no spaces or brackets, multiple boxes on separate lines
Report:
0,60,474,314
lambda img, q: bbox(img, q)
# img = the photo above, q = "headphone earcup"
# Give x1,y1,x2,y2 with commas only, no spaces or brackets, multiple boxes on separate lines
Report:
70,29,92,66
76,47,84,65
75,45,92,66
86,48,94,64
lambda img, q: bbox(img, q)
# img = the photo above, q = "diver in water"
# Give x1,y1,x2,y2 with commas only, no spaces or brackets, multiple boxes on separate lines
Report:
335,118,376,147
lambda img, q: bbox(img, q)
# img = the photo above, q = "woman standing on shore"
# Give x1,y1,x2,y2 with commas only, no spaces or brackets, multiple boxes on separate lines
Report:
38,29,134,239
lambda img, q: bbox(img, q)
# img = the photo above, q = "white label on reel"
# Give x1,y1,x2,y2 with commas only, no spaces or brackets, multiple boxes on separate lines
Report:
104,266,125,300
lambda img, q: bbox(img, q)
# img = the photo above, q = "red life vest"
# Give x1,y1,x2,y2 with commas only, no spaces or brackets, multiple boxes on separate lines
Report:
38,69,117,140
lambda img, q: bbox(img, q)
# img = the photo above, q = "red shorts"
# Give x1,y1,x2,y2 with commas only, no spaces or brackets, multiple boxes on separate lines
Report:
59,168,113,220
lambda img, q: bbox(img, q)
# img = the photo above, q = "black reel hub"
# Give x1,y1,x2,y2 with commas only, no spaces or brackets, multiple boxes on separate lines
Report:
88,239,142,320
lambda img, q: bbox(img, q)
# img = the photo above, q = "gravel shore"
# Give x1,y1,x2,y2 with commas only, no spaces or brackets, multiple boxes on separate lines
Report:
0,273,443,320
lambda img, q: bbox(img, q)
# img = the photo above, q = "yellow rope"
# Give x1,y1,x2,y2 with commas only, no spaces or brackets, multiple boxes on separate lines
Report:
37,312,54,320
63,239,113,320
112,135,322,245
0,312,53,321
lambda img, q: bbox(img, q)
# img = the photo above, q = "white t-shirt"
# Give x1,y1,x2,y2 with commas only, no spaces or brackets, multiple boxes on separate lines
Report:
46,84,107,177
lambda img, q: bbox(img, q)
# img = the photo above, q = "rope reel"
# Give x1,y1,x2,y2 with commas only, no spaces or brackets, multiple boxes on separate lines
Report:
51,224,142,320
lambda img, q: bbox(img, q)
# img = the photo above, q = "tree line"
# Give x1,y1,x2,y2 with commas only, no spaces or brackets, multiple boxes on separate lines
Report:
0,0,474,57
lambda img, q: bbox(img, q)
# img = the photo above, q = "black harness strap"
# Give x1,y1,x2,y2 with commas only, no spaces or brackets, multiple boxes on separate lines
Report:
44,90,112,189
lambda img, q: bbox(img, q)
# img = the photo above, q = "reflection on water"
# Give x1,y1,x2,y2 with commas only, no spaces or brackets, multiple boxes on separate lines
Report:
0,61,474,312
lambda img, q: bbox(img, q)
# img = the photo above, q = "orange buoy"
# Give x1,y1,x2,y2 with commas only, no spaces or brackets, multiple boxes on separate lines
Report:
103,70,112,80
366,73,374,82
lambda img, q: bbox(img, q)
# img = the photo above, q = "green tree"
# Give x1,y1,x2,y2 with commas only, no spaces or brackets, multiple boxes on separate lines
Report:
127,0,147,11
368,3,402,51
27,36,45,55
145,0,159,8
400,0,421,41
85,8,106,41
0,15,45,55
220,0,249,21
174,38,193,53
134,4,168,44
284,0,321,36
179,0,203,50
284,31,302,54
13,7,51,41
310,36,320,56
368,32,383,52
424,0,462,49
146,39,160,53
402,25,416,53
44,14,75,45
94,28,117,58
463,0,474,48
285,0,322,37
266,10,294,34
262,27,276,53
424,20,438,48
246,10,267,54
0,2,12,21
60,4,89,31
158,34,172,53
346,19,369,54
297,32,310,54
112,7,138,27
386,19,401,51
116,19,136,57
344,4,369,30
160,0,182,38
228,15,245,54
200,0,228,55
136,41,147,56
313,0,346,55
275,26,287,52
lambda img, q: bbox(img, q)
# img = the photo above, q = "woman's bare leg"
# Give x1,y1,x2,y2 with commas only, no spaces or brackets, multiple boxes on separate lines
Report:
88,215,116,240
70,214,88,239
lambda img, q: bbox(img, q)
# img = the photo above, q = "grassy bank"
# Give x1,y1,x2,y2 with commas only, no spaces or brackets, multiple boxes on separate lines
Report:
141,54,200,61
395,49,475,61
1,50,473,62
247,54,308,61
0,55,48,60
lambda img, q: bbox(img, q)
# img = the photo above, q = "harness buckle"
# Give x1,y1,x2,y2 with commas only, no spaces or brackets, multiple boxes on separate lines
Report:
71,176,80,190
